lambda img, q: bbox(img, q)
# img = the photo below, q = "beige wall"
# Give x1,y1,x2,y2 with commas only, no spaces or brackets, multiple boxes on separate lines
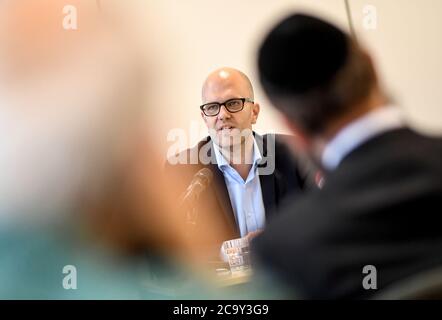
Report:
110,0,442,156
349,0,442,136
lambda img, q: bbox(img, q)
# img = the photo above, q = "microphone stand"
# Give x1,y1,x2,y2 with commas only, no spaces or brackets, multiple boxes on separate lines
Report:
185,200,199,228
179,186,201,238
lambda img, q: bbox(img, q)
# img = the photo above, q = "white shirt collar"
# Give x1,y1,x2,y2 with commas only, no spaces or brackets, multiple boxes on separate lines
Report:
212,136,262,172
321,105,405,171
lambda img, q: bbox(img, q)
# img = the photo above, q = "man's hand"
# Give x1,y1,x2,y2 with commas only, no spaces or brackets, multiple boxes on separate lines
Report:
246,230,263,243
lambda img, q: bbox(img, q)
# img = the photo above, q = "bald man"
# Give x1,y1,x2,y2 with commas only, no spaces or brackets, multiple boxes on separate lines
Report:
168,67,315,261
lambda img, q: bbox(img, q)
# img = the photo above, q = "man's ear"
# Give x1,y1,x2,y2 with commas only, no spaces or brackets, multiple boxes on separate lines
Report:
281,115,310,153
201,111,207,124
251,103,260,124
361,47,380,86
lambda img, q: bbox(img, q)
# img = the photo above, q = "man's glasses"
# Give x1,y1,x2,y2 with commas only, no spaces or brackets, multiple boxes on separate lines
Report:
200,98,254,117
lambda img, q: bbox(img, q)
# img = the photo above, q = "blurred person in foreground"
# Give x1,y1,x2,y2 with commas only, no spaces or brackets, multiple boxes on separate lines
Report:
253,13,442,299
0,0,234,299
167,67,315,264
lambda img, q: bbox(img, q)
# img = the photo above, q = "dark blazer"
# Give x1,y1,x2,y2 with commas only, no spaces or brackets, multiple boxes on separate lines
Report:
253,128,442,299
166,132,314,256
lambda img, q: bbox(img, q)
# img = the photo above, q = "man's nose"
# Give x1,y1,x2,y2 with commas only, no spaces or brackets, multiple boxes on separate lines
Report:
217,105,231,120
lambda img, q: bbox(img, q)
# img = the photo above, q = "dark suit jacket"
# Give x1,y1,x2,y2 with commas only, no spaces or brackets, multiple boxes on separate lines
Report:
253,128,442,299
166,133,314,257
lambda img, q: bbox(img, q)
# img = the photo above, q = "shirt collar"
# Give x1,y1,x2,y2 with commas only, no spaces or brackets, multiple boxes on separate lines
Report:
321,105,405,171
212,136,262,172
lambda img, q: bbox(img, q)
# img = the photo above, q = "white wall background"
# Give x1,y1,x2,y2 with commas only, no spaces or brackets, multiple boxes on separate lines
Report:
349,0,442,136
111,0,442,156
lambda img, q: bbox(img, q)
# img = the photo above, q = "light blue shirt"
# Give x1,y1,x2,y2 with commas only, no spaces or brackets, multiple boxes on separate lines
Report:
213,139,266,238
322,106,405,170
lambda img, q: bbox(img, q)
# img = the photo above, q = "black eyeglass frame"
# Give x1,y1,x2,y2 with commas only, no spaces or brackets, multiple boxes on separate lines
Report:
200,98,254,116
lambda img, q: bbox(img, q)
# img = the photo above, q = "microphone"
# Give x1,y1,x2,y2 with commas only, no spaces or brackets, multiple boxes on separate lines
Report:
180,168,213,225
180,168,213,204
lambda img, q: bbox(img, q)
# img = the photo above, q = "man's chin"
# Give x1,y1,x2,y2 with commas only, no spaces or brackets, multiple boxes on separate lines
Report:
216,140,241,149
215,131,243,148
209,127,253,148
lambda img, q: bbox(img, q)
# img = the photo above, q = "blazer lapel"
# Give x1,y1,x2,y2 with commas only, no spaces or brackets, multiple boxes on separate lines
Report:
202,134,279,234
205,140,239,235
256,133,277,218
